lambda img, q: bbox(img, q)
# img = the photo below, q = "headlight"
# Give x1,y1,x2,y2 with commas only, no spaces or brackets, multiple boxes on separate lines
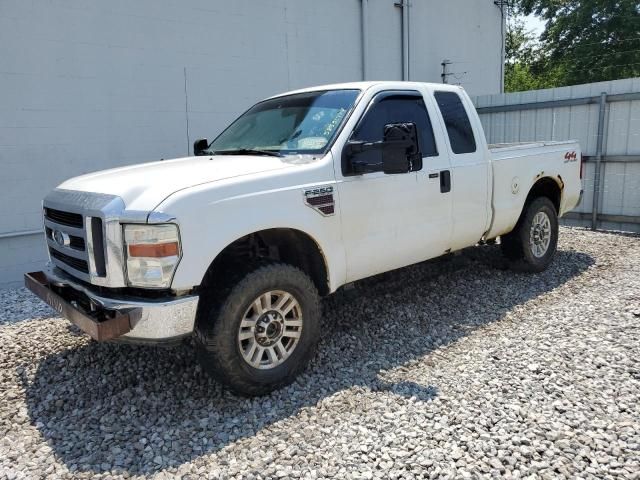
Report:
123,224,181,288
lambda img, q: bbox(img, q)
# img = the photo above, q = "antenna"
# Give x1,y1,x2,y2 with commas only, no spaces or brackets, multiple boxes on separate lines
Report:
493,0,513,93
493,0,512,8
441,59,452,83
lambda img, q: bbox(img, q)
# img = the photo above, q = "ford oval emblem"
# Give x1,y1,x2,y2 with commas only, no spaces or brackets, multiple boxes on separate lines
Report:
53,230,71,247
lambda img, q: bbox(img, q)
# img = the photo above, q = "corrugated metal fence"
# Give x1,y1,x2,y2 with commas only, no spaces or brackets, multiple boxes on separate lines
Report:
473,77,640,233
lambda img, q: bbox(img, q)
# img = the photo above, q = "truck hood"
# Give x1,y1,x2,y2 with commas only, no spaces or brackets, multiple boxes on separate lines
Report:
58,155,295,211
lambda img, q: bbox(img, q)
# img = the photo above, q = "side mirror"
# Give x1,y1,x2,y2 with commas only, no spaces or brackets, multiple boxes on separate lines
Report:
193,138,209,156
382,123,417,174
381,123,419,174
344,122,420,175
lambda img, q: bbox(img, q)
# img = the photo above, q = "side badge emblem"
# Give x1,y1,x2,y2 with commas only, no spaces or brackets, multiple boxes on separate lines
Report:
303,185,335,216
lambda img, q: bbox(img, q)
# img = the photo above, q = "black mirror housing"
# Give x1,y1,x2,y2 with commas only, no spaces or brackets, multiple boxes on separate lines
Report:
193,138,209,156
381,122,420,174
343,122,420,175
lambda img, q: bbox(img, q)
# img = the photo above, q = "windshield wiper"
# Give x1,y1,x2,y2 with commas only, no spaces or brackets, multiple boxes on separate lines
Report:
212,148,283,157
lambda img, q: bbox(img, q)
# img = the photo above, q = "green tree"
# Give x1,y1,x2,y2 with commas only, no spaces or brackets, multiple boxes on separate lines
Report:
505,18,554,91
504,17,566,92
518,0,640,85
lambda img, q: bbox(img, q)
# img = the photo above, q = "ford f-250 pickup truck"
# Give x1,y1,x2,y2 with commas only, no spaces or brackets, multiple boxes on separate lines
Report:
26,82,582,395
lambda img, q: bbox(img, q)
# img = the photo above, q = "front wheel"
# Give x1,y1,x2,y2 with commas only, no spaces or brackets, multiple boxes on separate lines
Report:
194,262,321,396
501,196,559,273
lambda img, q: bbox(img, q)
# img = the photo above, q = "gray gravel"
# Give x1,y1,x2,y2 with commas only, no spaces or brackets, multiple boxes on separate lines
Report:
1,226,639,480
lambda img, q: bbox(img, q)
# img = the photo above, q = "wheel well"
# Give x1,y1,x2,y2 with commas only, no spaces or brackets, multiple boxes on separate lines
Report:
525,177,561,213
201,228,330,296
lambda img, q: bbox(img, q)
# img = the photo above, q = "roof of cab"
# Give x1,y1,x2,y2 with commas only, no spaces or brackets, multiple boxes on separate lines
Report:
267,81,464,99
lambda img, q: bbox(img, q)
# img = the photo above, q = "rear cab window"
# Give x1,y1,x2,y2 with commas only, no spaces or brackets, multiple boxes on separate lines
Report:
434,91,477,154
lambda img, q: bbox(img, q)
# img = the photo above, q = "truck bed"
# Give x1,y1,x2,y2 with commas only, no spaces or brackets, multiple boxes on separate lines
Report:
486,139,582,239
489,140,578,160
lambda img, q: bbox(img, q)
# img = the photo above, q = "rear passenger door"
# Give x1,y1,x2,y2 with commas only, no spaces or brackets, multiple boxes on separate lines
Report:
433,90,490,250
337,90,453,282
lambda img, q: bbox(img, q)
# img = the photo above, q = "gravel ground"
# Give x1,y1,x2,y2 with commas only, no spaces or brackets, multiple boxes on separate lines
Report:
0,226,639,480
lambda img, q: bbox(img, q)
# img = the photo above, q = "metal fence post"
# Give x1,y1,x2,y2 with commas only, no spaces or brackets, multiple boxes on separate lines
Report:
591,92,607,230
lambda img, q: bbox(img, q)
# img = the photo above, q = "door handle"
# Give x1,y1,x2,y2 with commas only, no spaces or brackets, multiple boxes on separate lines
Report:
440,170,451,193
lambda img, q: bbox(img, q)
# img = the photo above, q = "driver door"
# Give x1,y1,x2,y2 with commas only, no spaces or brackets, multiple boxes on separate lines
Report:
337,90,453,282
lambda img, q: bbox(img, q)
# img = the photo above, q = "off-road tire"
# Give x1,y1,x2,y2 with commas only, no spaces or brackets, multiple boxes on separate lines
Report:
501,196,559,273
194,261,321,396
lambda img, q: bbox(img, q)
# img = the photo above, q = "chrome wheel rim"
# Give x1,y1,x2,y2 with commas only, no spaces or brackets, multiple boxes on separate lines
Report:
237,290,303,370
529,211,552,258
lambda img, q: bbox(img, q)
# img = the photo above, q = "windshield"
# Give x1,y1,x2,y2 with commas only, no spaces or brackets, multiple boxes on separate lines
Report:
208,89,360,155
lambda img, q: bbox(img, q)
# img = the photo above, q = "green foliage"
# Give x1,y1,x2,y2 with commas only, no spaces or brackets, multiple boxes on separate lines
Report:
514,0,640,88
505,17,564,92
504,18,553,92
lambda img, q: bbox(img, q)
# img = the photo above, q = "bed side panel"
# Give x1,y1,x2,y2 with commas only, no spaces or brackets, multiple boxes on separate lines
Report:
487,143,581,238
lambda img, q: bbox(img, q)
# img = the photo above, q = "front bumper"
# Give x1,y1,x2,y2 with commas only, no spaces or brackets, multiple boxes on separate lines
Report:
24,266,198,344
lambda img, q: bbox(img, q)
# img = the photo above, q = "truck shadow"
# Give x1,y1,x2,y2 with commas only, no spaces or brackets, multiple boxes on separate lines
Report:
20,245,594,475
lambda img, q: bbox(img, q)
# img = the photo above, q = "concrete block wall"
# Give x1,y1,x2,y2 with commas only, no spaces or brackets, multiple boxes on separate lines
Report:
0,0,502,288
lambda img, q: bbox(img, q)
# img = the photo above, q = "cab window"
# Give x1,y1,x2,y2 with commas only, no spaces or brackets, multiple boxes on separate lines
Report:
343,91,437,175
434,91,477,154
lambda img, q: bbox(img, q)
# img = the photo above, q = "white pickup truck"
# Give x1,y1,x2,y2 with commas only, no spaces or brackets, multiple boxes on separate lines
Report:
26,82,582,395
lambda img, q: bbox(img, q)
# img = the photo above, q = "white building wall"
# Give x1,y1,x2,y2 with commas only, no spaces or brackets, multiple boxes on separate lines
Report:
0,0,502,287
409,0,504,93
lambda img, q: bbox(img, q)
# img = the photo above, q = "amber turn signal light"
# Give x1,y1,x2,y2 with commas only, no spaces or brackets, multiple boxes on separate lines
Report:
128,242,179,258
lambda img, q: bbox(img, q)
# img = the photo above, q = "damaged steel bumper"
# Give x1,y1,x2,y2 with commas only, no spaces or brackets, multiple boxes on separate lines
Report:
24,266,198,344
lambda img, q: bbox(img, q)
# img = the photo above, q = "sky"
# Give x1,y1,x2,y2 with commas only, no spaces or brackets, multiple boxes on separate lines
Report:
523,13,545,36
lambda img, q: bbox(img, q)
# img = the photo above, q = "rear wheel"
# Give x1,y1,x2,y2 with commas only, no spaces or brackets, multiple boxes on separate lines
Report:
501,196,558,272
194,262,321,396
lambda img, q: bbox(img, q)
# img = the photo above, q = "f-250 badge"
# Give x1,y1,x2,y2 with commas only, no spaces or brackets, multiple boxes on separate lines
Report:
303,185,335,216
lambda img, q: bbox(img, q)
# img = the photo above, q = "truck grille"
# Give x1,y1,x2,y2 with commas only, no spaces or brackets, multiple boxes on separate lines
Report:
49,249,89,273
45,227,85,250
44,207,106,280
44,208,84,228
43,190,127,288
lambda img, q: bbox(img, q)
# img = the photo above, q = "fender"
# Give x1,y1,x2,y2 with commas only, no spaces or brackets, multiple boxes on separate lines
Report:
486,171,565,239
153,158,347,293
